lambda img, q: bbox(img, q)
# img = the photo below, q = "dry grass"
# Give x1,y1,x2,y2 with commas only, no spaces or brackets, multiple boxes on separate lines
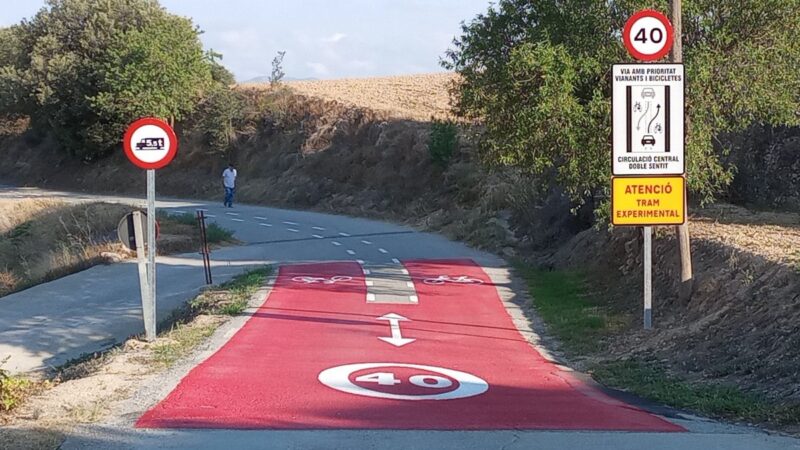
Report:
242,73,459,121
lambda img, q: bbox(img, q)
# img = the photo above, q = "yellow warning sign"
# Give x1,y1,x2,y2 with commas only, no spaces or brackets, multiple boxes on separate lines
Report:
612,176,685,226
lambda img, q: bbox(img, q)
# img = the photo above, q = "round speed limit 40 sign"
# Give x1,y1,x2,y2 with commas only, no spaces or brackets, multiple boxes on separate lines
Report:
623,9,674,61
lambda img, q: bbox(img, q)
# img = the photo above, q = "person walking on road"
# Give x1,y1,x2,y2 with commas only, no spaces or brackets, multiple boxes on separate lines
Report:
222,163,237,208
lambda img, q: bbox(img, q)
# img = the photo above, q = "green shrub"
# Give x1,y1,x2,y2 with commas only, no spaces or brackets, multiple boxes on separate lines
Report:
428,120,458,167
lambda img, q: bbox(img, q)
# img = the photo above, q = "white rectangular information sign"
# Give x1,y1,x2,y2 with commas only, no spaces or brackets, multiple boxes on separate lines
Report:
612,63,684,176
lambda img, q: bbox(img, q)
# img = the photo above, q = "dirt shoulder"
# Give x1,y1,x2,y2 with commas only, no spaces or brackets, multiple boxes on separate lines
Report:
0,268,272,450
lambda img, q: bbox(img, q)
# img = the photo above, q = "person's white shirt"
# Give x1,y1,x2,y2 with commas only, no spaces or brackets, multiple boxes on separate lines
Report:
222,167,237,189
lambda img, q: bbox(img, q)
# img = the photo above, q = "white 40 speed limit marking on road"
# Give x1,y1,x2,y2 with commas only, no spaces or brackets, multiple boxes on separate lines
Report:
318,363,489,400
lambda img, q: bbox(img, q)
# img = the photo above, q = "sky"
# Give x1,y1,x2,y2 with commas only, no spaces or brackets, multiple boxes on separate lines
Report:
0,0,492,82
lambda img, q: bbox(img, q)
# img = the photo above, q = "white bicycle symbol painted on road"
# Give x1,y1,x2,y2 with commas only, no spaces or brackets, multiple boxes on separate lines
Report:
291,276,353,285
422,275,484,285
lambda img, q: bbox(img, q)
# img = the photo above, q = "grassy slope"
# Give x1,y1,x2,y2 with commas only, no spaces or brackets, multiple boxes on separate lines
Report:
516,264,800,427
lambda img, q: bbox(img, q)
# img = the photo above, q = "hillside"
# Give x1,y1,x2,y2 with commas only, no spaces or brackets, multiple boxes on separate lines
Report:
241,73,458,121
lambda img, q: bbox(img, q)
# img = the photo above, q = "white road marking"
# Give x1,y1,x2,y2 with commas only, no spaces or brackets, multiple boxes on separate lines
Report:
366,281,374,287
377,313,415,347
287,228,299,233
255,216,268,221
366,293,376,302
312,226,326,231
282,221,299,226
357,260,365,265
409,295,419,304
206,215,217,218
401,268,409,275
175,210,187,214
312,234,324,239
260,223,272,227
363,269,371,275
231,218,245,222
347,250,356,255
361,240,372,245
226,212,240,216
197,209,209,212
392,258,401,264
332,241,342,246
339,232,351,237
407,282,415,288
378,248,389,254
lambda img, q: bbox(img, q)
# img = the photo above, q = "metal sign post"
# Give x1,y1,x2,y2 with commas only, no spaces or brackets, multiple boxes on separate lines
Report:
643,226,653,329
131,211,154,340
145,169,157,341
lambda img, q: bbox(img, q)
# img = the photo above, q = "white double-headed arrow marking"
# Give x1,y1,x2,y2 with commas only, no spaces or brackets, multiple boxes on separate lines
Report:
377,313,415,347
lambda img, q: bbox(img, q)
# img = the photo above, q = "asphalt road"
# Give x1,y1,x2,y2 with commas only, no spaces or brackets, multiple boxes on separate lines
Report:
2,186,799,450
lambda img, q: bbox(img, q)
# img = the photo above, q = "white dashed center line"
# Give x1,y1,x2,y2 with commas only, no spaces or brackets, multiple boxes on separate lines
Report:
378,248,389,254
332,241,342,246
282,221,299,226
312,234,324,239
361,240,372,245
231,218,245,222
205,215,217,218
339,232,351,237
287,228,299,233
392,258,401,264
347,250,356,255
226,212,240,216
255,216,268,221
260,223,272,227
312,226,326,231
175,210,187,214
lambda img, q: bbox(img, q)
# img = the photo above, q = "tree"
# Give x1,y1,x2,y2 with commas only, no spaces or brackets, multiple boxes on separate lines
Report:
0,0,215,159
443,0,800,206
270,51,286,86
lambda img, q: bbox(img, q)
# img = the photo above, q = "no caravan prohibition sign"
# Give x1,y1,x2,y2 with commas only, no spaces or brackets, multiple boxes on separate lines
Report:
123,117,178,170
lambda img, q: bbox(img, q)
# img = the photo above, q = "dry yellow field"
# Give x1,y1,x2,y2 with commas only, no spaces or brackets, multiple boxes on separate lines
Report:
242,73,458,122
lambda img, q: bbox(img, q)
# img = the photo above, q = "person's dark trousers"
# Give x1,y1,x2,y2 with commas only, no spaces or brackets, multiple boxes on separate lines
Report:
224,187,235,207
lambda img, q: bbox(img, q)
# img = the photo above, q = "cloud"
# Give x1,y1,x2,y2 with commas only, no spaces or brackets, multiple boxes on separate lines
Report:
322,32,347,44
306,62,331,76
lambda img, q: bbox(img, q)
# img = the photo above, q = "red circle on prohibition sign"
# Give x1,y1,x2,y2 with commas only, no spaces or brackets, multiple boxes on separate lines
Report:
623,9,674,61
123,117,179,170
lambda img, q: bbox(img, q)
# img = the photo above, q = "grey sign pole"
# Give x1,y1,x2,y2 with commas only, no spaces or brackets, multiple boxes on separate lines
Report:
643,226,653,329
145,169,157,341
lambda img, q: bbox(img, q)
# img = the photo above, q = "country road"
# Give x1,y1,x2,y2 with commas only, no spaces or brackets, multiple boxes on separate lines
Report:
2,186,799,450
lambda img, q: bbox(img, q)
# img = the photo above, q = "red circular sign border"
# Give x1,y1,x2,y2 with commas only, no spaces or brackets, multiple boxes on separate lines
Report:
123,117,178,170
623,9,674,62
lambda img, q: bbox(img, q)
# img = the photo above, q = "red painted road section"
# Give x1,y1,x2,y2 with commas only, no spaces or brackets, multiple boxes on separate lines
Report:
137,260,683,431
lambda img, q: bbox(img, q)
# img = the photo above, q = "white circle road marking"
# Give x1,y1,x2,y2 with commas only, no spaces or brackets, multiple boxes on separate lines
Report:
318,363,489,400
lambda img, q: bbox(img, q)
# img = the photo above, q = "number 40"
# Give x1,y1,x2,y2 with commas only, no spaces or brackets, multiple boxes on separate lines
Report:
355,372,453,389
635,27,663,44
